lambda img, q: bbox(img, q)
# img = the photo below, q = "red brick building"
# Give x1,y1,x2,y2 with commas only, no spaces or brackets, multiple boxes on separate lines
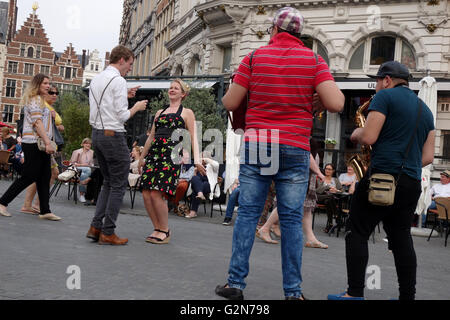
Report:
1,4,82,127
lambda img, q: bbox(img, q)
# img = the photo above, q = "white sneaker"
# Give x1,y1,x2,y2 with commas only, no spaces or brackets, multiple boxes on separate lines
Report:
79,195,86,203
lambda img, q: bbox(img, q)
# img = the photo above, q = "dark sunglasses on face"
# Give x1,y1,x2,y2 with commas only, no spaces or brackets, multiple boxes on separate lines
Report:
49,91,59,96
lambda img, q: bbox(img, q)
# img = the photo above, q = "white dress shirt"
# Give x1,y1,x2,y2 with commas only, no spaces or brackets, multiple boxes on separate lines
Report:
89,66,130,132
431,183,450,198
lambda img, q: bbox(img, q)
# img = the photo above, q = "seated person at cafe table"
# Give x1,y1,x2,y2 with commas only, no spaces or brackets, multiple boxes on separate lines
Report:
316,163,343,233
339,165,357,192
70,138,94,203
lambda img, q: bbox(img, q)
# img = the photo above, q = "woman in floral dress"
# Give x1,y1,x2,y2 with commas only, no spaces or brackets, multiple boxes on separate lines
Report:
139,79,205,244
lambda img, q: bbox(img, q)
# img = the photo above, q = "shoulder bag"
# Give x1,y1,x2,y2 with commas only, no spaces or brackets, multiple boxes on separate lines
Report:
368,98,423,206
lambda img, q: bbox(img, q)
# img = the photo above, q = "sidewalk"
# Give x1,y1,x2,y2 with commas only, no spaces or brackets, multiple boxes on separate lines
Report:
0,179,449,300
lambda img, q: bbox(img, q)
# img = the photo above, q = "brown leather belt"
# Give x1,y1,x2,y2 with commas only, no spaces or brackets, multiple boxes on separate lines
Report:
104,130,115,137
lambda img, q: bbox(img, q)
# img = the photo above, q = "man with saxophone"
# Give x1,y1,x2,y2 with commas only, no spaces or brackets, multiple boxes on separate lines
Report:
328,61,435,300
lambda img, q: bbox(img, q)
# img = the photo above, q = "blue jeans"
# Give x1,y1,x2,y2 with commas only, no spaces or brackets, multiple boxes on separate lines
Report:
227,142,310,298
78,167,92,193
225,186,240,219
421,200,436,227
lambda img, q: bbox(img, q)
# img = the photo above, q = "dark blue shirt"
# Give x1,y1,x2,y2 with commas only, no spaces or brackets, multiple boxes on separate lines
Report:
368,86,434,180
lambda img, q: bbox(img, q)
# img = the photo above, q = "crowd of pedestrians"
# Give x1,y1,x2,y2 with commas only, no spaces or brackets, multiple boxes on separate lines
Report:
0,6,443,302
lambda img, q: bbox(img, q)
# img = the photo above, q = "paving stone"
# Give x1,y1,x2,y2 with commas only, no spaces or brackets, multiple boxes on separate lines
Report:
0,180,449,300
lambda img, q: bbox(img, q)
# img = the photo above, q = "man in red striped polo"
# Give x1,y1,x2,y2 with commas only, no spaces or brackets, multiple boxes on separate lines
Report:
216,7,344,300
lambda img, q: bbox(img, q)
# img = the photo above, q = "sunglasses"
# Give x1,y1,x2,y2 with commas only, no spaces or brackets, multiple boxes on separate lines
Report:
267,25,274,35
48,91,59,96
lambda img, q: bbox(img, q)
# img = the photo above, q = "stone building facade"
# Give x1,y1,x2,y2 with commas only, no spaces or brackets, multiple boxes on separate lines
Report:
1,6,83,127
120,0,157,76
82,49,104,86
121,0,450,172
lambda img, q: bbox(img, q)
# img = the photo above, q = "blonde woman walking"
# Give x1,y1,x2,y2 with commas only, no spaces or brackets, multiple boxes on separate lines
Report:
0,74,60,221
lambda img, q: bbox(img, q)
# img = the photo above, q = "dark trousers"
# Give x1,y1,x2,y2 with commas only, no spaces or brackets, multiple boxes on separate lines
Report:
90,129,130,236
317,193,337,228
190,173,210,212
345,172,421,300
0,143,51,214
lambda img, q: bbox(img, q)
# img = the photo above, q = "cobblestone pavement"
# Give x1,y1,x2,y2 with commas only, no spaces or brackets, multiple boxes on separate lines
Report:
0,179,449,300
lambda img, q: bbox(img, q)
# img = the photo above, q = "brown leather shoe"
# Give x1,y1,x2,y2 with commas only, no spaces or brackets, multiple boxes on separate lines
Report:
98,233,128,246
86,226,102,241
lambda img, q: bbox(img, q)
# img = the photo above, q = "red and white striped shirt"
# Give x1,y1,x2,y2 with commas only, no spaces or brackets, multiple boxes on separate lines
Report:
233,32,334,151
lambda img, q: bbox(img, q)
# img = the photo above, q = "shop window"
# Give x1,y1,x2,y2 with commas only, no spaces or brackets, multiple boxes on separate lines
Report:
301,36,330,66
40,65,50,75
401,41,416,70
349,43,365,70
2,105,14,123
443,132,450,160
7,61,18,74
370,37,395,65
27,47,34,58
65,67,72,79
24,63,34,76
222,47,232,73
349,36,417,71
6,79,16,97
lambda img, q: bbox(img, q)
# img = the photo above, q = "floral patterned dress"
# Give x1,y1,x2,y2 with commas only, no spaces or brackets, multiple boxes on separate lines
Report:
141,105,185,196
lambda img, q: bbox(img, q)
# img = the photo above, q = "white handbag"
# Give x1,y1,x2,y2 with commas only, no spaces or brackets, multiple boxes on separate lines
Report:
58,166,78,182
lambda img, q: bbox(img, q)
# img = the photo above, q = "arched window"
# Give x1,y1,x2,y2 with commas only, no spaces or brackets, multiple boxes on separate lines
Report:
27,47,34,58
349,35,416,71
192,55,202,75
175,65,183,76
300,36,330,66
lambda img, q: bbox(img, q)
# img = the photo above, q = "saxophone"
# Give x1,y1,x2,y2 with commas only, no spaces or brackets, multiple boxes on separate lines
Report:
348,97,373,181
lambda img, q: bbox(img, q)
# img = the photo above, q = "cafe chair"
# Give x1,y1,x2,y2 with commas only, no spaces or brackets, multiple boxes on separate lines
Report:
427,197,450,247
50,160,80,204
0,150,13,180
128,176,142,209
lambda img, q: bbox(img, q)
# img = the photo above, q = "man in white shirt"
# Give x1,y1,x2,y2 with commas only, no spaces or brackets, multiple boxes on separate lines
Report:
86,45,147,246
429,170,450,210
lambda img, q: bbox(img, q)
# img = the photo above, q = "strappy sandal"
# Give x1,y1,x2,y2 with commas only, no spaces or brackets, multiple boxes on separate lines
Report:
305,241,328,249
146,229,171,245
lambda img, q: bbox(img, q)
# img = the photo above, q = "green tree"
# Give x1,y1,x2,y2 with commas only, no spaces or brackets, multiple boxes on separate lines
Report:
54,91,91,158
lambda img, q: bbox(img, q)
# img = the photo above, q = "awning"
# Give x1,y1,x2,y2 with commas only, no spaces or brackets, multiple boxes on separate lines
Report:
126,80,218,90
335,79,450,91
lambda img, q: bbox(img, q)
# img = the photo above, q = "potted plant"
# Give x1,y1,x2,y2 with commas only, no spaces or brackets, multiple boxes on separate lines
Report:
324,138,337,150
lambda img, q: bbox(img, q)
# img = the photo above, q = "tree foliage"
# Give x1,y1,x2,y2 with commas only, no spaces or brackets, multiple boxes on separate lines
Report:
53,90,91,158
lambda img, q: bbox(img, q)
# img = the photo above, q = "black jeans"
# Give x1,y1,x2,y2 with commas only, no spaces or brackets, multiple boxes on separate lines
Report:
190,173,211,212
90,129,130,236
317,193,337,229
345,172,421,300
0,143,51,214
